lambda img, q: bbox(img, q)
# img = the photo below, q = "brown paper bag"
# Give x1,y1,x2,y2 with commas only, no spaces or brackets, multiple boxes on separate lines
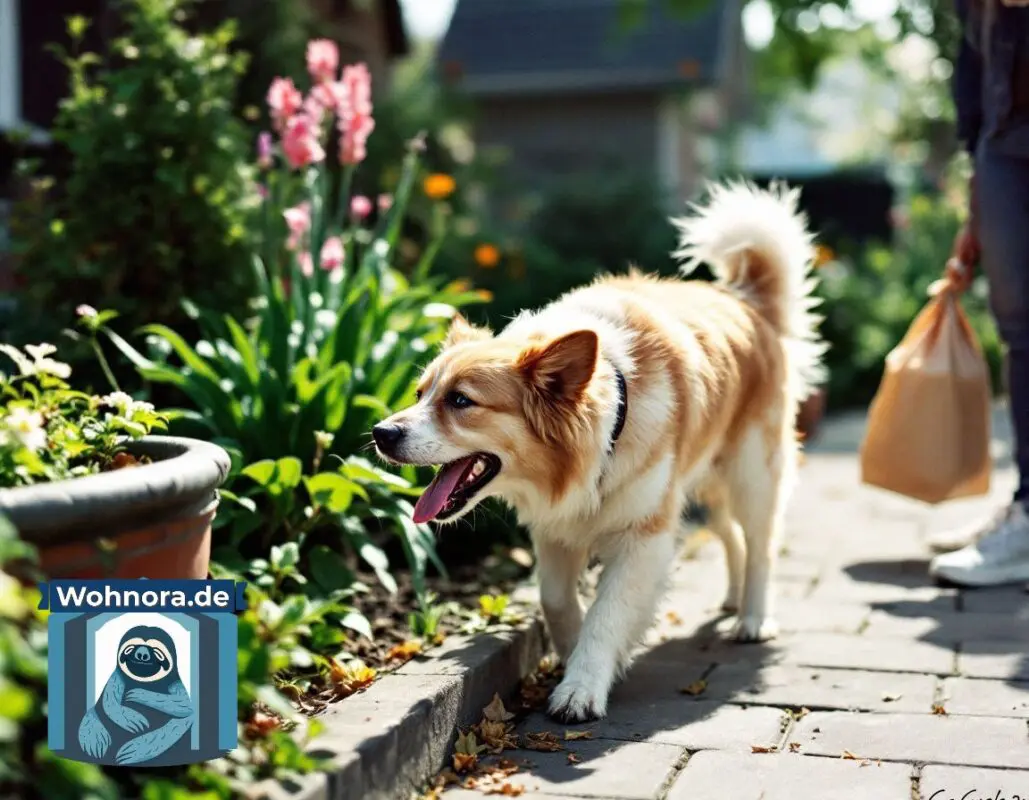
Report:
859,280,991,504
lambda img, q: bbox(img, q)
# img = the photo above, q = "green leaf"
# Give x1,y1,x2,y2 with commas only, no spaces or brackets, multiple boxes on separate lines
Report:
307,544,354,592
242,457,302,492
340,610,372,640
304,472,364,513
351,530,397,594
271,542,299,570
139,324,222,384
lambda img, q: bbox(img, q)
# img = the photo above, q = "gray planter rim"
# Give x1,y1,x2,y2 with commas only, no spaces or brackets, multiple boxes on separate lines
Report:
0,435,231,547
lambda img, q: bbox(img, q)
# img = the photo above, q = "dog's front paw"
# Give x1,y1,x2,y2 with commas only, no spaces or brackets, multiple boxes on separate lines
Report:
731,615,780,643
547,676,607,723
720,587,743,614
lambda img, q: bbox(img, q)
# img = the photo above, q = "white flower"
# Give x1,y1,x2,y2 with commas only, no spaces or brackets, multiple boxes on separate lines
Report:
4,407,46,452
76,304,98,319
22,343,71,379
101,391,134,413
25,344,56,360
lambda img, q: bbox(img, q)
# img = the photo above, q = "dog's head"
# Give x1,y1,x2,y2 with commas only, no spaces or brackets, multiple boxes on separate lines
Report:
372,315,602,524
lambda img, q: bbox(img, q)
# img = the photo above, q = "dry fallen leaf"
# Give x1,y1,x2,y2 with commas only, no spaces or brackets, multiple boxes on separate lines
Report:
751,745,778,754
666,611,683,625
453,752,478,774
794,707,811,719
788,742,801,753
680,680,707,697
328,659,377,698
567,753,581,764
483,693,516,723
386,640,423,664
524,731,564,752
932,703,948,716
479,720,518,753
881,692,903,703
564,730,593,741
841,750,861,760
482,783,524,796
859,759,872,767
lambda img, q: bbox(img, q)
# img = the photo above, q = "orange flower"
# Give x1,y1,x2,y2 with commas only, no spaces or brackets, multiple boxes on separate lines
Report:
474,243,501,268
423,173,456,200
813,244,835,267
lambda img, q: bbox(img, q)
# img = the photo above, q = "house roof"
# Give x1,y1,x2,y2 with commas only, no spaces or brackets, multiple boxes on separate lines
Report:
438,0,734,96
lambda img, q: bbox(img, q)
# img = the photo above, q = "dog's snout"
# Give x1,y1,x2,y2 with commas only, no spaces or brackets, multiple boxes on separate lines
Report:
372,423,405,453
134,646,151,662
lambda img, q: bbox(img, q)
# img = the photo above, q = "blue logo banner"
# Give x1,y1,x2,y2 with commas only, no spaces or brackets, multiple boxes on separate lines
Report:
45,579,244,767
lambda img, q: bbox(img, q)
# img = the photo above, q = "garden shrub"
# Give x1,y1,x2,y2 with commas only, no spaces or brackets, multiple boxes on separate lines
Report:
8,0,259,389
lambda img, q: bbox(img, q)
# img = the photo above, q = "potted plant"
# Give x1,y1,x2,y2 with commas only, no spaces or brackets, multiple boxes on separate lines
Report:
0,334,229,579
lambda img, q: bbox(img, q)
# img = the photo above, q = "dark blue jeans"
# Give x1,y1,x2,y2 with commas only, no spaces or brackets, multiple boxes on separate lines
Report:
976,139,1029,503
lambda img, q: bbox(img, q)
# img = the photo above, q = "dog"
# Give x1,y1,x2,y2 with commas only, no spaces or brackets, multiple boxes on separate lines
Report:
373,182,826,723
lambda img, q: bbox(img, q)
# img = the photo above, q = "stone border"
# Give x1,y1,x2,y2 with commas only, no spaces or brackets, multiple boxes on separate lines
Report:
260,617,546,800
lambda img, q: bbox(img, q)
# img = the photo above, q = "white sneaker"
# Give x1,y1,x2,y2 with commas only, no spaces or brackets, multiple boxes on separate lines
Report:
930,503,1029,587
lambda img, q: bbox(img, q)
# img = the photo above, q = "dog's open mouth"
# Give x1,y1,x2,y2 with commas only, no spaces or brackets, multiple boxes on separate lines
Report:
412,453,501,524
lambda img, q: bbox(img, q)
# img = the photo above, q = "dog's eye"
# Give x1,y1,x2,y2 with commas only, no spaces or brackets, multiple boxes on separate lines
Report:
446,391,474,409
415,389,423,401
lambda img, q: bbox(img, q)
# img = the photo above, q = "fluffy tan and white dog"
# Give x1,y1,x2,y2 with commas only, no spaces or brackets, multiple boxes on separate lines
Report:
373,183,826,722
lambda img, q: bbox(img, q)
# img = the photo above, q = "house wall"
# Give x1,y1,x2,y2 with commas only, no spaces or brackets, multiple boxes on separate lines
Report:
475,92,660,188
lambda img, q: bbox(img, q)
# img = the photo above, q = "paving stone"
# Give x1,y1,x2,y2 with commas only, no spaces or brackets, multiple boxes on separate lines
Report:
920,764,1029,800
960,587,1029,615
809,576,951,605
793,712,1029,768
863,609,1029,645
703,662,937,713
940,677,1029,717
519,685,786,752
957,641,1029,681
667,750,913,800
442,740,683,799
780,633,956,675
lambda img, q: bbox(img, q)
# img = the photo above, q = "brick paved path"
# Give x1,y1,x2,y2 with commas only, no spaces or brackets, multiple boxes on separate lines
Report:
443,408,1029,799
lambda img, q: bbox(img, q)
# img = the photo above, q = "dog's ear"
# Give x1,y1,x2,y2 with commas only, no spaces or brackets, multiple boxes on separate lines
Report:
444,314,492,349
518,330,598,403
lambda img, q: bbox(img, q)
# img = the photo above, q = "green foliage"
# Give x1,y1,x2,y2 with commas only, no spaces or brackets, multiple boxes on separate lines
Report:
8,0,259,383
818,190,1003,408
0,342,165,488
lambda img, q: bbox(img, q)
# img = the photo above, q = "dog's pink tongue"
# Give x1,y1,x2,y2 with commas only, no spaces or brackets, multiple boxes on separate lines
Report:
413,456,476,524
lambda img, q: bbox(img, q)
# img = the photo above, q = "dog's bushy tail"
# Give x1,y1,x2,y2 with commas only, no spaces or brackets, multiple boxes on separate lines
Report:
671,180,827,399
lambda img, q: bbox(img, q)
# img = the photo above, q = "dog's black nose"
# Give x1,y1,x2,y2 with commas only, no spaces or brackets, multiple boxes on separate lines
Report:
372,423,405,452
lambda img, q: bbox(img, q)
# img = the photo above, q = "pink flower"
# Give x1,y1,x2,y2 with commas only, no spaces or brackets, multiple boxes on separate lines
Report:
298,251,314,277
311,81,345,111
320,237,345,272
283,201,311,249
350,195,372,219
281,113,325,169
76,304,98,319
267,77,302,130
337,63,375,165
306,39,339,84
257,131,273,169
377,193,393,212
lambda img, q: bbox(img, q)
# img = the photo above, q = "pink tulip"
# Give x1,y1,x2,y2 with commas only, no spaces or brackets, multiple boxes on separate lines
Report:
267,77,302,130
306,39,339,84
311,81,345,112
350,195,372,219
281,113,325,169
283,202,311,250
299,251,314,277
337,63,374,166
320,237,345,272
377,193,393,212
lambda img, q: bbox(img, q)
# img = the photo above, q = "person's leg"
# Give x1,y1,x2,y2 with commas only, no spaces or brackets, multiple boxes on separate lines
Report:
929,140,1029,585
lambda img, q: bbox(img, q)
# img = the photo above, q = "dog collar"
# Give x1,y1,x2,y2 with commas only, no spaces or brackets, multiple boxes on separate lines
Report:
610,369,628,449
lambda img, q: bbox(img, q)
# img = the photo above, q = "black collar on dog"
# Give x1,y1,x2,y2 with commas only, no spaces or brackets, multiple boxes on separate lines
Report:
610,369,628,450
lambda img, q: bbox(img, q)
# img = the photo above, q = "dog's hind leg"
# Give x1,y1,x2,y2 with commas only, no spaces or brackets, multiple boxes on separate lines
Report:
548,529,675,723
726,418,797,642
698,481,746,613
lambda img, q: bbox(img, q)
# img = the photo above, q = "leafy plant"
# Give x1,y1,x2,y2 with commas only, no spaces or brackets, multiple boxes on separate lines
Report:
91,43,486,598
8,0,259,387
0,340,166,488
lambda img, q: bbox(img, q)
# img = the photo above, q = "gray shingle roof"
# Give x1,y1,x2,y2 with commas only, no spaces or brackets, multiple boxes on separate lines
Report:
438,0,733,96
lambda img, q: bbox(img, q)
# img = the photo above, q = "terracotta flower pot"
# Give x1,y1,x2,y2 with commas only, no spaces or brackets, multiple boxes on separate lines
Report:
0,436,230,580
796,387,828,443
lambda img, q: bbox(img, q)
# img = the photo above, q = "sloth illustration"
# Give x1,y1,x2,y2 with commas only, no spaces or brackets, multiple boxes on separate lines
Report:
77,625,195,765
